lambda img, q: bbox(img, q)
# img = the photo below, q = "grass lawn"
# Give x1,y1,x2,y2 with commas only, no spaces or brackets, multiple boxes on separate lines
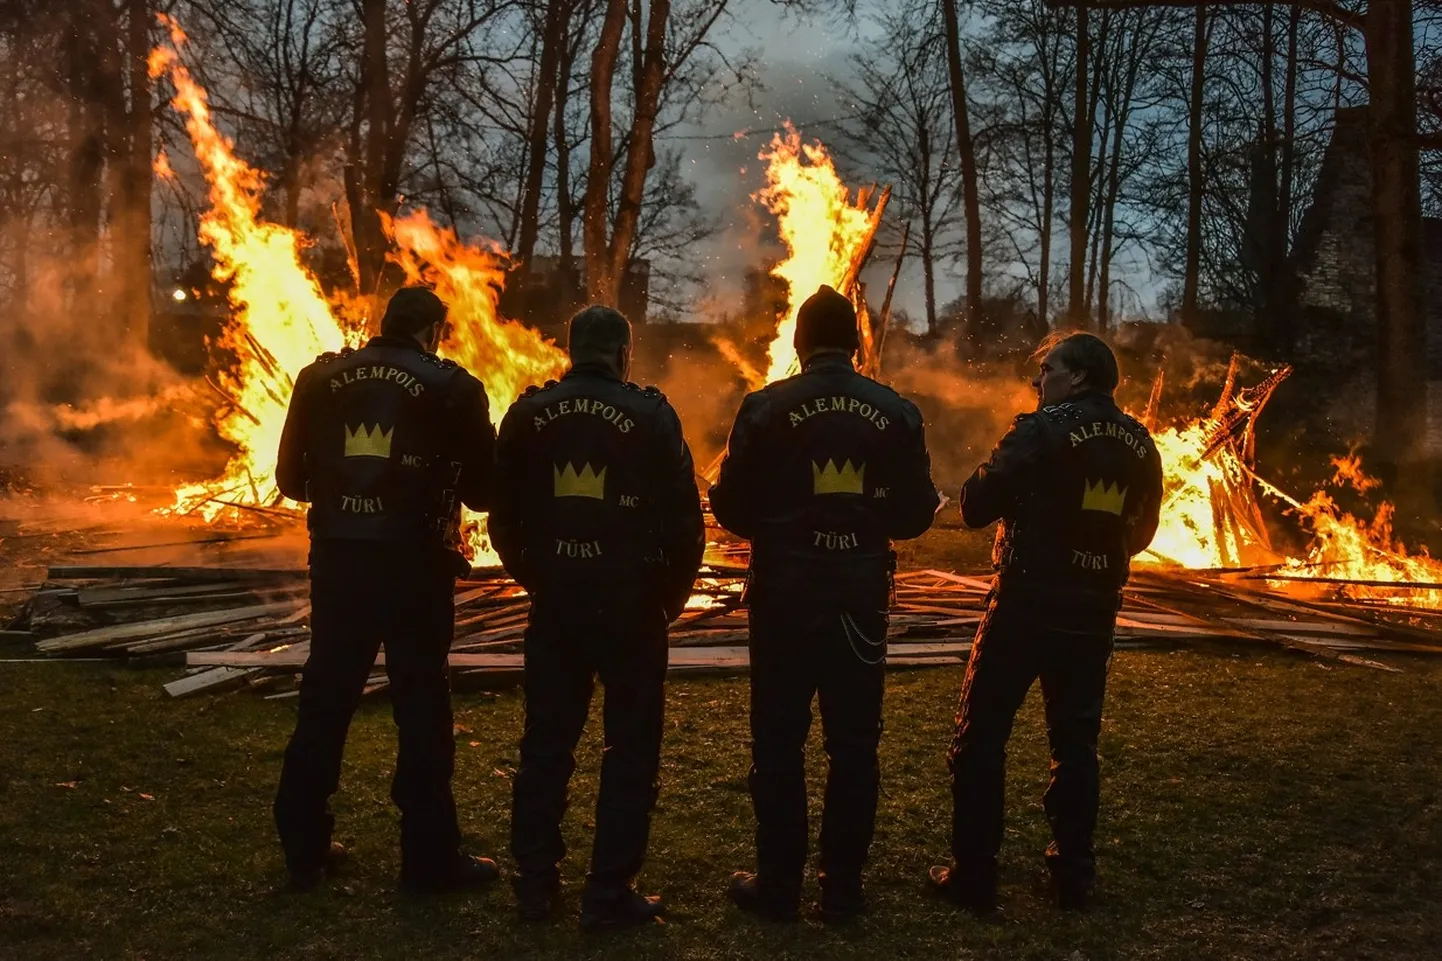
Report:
3,641,1441,960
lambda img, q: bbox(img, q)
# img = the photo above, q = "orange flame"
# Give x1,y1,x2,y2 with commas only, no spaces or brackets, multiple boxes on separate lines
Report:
385,212,567,410
384,212,568,563
153,16,566,568
1144,371,1442,605
152,16,353,519
753,125,884,387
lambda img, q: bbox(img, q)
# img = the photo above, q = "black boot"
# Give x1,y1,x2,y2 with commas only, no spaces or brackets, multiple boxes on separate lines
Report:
818,879,868,925
927,864,997,916
400,853,500,895
513,872,561,922
1048,864,1094,911
288,841,348,892
728,872,800,922
579,885,665,932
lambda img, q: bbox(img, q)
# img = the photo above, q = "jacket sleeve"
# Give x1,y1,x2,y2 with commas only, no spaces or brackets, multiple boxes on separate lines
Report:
887,399,941,540
959,413,1049,529
707,391,769,541
488,401,532,589
652,400,705,620
1128,439,1165,556
275,365,312,503
451,373,498,512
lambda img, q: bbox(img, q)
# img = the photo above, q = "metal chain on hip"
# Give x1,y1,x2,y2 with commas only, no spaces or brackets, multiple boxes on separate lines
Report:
840,610,888,666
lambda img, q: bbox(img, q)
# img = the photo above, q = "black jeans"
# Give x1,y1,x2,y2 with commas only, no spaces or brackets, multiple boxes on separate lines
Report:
274,542,461,878
746,578,889,895
947,589,1115,890
509,589,669,892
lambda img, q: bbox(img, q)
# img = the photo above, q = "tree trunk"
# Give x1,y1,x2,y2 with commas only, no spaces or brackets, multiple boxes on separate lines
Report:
119,0,152,349
1182,4,1208,324
1364,0,1430,498
1255,3,1282,349
1067,1,1090,329
1039,51,1058,328
941,0,984,351
920,212,938,338
582,0,627,305
601,0,668,308
65,8,104,310
554,32,575,275
350,0,391,297
1274,2,1301,350
517,0,567,265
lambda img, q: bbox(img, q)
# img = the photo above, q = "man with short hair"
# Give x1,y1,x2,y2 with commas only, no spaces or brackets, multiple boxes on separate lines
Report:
273,285,499,894
491,304,704,930
710,285,940,924
930,332,1164,913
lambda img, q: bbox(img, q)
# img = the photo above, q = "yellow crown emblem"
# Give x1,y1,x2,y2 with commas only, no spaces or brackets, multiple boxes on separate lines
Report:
1081,478,1128,515
553,462,606,499
812,458,865,495
344,423,393,458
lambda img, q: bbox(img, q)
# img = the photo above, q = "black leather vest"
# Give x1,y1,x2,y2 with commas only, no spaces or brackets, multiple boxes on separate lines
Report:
995,393,1157,594
501,367,671,586
745,357,914,573
302,337,469,551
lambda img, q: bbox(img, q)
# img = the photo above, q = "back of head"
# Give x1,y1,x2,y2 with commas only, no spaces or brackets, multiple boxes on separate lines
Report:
1041,331,1120,395
380,286,448,339
568,304,632,364
794,285,860,357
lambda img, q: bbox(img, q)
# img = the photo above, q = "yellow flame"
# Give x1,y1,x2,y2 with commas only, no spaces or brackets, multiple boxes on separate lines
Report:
152,16,352,519
753,125,882,387
1145,391,1442,605
153,16,567,569
384,211,568,563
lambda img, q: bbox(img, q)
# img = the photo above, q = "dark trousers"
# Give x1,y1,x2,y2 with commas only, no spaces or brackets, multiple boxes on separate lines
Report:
948,590,1115,890
274,543,461,877
509,590,668,892
746,582,888,895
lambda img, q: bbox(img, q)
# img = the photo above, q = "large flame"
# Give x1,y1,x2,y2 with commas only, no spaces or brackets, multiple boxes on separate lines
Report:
385,212,568,563
151,17,352,520
753,125,884,387
152,17,566,566
1142,363,1442,606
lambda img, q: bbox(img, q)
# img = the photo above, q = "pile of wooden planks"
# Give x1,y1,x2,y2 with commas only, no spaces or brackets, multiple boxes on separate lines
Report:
10,554,1442,701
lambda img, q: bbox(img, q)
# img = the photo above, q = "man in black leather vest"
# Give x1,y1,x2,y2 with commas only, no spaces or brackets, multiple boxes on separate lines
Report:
272,286,499,894
930,332,1163,913
491,305,704,930
710,286,939,924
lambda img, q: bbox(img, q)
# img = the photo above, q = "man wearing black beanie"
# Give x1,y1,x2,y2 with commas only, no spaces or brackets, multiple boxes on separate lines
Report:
710,284,940,923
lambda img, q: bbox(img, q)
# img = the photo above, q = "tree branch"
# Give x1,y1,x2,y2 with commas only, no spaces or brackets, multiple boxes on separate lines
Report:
1042,0,1365,33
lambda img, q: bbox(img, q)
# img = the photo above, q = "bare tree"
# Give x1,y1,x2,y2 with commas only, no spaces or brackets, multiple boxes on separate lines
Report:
940,0,984,346
1051,0,1430,502
836,0,967,338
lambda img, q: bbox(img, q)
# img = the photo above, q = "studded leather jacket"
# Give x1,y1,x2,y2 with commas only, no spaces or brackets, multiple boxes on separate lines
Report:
276,335,495,561
961,390,1163,597
488,363,705,620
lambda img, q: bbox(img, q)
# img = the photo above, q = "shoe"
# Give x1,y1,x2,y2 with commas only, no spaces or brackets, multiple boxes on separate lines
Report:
514,873,561,922
818,882,868,925
728,871,800,922
287,841,348,892
1051,874,1094,911
579,886,665,932
928,864,997,915
399,854,501,895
